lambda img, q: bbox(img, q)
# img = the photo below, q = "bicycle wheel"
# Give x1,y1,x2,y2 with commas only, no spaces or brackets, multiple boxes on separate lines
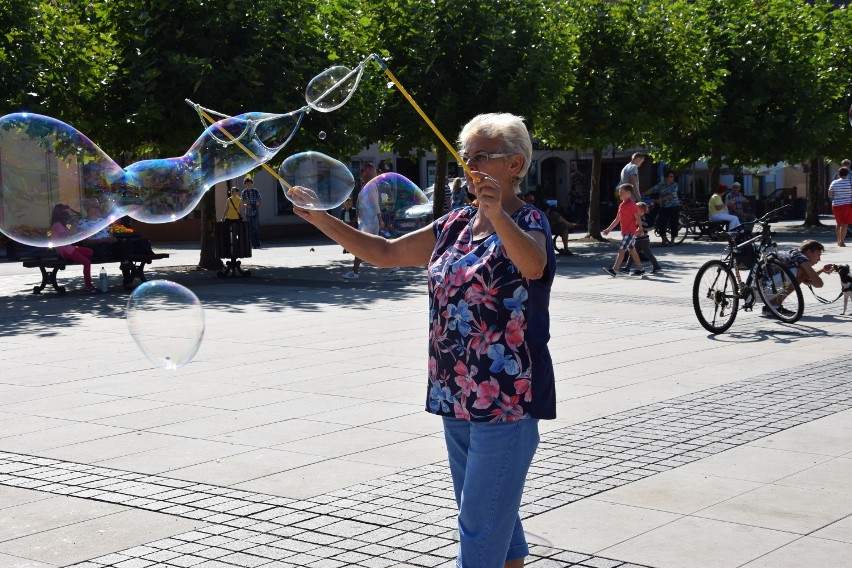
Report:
755,259,804,323
693,260,740,333
671,213,690,244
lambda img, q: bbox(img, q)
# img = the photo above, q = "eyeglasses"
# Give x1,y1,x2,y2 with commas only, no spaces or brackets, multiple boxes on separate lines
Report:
460,151,512,166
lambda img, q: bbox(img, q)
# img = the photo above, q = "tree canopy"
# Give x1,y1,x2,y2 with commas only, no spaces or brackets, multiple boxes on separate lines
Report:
3,0,852,242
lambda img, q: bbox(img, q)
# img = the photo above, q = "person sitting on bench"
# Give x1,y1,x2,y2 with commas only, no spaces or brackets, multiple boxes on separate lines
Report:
77,198,132,262
50,203,101,294
708,184,740,230
545,200,582,256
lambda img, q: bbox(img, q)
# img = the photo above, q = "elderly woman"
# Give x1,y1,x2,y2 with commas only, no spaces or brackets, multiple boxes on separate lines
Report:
708,183,740,230
294,113,556,568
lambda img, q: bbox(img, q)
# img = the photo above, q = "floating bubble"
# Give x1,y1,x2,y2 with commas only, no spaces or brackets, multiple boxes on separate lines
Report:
318,131,327,140
305,65,364,113
357,173,432,237
126,280,205,370
0,108,303,246
848,102,852,127
279,151,354,210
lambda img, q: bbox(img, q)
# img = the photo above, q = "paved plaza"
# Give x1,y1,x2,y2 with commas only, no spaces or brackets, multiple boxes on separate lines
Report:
1,220,851,568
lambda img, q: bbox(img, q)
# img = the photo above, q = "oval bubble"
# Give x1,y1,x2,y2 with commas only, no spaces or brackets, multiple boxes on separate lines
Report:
279,151,355,210
357,173,432,237
126,280,205,370
305,65,364,113
0,110,303,245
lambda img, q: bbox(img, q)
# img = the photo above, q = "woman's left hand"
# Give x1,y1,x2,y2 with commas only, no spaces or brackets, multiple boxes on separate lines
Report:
471,172,503,222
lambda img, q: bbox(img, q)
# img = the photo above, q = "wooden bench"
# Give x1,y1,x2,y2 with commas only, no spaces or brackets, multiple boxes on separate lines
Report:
21,251,170,294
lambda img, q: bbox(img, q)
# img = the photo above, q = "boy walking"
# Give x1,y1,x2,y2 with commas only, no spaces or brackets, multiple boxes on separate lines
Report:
603,184,645,276
623,202,662,273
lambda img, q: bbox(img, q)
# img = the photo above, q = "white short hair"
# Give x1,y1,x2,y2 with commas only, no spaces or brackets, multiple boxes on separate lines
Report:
458,113,532,191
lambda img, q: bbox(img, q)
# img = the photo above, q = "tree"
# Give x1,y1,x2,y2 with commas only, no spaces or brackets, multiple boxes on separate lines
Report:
667,0,851,225
0,0,121,137
540,0,719,239
352,0,575,218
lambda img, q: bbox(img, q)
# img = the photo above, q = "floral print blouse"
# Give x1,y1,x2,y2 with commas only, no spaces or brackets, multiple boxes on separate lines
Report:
427,204,557,422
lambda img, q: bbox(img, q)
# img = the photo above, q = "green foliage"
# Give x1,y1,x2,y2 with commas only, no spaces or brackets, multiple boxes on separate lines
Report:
0,0,120,137
667,0,851,168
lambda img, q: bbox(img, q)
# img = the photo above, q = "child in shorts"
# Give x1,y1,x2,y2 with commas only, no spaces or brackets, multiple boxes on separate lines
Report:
603,184,645,276
623,202,662,274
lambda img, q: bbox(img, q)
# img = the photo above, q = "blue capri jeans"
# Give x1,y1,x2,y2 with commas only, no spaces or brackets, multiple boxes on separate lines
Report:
442,417,540,568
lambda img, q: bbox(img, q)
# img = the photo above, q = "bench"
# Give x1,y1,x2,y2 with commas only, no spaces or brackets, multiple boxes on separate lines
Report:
21,251,170,294
686,207,729,241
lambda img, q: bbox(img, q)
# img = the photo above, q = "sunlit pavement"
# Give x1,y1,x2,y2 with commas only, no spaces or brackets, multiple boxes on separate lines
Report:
1,218,851,568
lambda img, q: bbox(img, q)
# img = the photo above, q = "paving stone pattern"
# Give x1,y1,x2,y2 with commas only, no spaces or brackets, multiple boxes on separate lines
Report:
3,354,851,567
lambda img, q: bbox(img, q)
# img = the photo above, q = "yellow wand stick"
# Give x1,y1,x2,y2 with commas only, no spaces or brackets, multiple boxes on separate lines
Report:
196,107,294,191
371,56,475,179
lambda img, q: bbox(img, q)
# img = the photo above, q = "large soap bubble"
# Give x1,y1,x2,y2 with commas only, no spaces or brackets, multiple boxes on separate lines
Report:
126,280,205,370
357,173,432,237
279,151,355,210
0,108,303,247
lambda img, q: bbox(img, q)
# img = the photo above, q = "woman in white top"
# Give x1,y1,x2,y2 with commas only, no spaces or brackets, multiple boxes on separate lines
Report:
828,166,852,247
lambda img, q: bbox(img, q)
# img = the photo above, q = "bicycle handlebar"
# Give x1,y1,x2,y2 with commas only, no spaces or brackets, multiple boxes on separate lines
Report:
721,203,790,240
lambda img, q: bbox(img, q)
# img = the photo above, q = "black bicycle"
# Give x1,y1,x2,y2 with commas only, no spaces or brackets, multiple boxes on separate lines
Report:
692,206,804,334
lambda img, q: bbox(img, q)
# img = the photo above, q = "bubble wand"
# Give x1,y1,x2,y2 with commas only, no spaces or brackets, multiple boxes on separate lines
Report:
188,100,295,191
367,55,475,179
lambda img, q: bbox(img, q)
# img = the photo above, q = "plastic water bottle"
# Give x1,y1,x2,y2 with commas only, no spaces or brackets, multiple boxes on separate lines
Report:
98,267,108,292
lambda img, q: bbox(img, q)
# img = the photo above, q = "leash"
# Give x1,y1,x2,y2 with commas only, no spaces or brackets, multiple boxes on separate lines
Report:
806,284,844,304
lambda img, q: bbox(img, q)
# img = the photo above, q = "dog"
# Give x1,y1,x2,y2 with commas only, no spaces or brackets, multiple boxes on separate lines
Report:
836,264,852,314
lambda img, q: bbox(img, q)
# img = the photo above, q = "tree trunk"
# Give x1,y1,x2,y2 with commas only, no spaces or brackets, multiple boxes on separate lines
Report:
708,162,720,196
587,148,604,240
197,189,222,270
433,145,448,219
804,157,822,226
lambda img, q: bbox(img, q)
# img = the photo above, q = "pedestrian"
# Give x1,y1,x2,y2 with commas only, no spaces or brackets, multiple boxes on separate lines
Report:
624,202,662,273
647,170,681,245
603,184,645,276
339,197,357,254
292,112,556,568
828,166,852,247
617,152,644,202
241,177,262,248
344,161,377,278
451,177,471,210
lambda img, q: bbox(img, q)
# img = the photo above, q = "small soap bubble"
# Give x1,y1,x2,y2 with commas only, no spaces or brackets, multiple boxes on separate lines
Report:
279,151,355,210
126,280,205,370
357,173,431,237
318,130,327,140
305,65,364,112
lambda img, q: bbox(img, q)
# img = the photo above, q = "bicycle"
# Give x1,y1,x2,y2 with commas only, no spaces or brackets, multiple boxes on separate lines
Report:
692,205,804,334
652,194,700,245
